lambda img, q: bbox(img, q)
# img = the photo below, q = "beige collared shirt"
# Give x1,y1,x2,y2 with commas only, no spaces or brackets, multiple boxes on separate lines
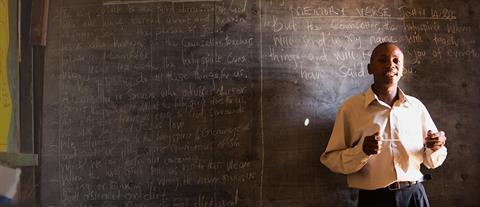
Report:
320,87,447,190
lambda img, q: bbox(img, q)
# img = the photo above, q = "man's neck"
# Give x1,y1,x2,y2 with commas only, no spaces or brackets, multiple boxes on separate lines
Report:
372,84,398,107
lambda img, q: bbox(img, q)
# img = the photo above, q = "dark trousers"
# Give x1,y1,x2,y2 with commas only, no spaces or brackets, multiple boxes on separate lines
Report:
357,183,430,207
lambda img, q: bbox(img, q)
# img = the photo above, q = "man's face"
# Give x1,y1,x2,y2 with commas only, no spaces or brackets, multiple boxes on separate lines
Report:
368,44,404,87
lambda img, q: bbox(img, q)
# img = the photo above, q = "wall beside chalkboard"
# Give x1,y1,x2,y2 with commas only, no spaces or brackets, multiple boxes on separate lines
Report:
41,0,480,206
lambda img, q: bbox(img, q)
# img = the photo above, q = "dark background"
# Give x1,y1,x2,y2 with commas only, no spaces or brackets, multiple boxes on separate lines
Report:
38,0,479,206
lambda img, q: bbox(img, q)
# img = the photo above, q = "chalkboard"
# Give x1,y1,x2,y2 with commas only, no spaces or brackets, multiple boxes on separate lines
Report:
41,0,480,206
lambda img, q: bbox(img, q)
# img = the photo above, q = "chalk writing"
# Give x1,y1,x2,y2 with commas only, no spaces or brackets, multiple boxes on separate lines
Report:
47,1,261,207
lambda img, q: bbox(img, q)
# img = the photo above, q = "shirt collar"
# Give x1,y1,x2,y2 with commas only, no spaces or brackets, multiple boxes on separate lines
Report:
364,86,410,108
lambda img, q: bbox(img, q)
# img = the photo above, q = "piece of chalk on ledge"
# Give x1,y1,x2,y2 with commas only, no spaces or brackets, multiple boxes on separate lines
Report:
304,118,309,126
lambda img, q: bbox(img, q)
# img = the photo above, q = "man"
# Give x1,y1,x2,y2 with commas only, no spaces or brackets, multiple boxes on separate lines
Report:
320,42,447,207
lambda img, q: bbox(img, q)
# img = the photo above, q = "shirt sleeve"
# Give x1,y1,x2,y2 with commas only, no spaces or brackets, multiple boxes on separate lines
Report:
418,100,448,169
320,105,370,174
423,146,447,169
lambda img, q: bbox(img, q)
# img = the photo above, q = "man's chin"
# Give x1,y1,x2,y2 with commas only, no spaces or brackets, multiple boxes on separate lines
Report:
382,77,400,86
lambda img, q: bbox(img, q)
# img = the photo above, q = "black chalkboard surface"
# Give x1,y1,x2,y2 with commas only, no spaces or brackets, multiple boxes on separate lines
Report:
41,0,480,206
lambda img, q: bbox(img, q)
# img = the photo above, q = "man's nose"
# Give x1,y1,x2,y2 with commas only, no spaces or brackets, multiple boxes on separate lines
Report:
386,59,395,68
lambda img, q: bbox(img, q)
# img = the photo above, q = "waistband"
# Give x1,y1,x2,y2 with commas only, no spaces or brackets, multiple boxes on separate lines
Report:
385,174,432,191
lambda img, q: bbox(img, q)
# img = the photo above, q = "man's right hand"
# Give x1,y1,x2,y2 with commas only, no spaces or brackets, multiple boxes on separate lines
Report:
363,132,383,155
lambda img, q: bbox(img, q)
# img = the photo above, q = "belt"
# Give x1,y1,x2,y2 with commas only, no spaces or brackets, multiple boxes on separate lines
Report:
387,181,418,190
386,174,432,191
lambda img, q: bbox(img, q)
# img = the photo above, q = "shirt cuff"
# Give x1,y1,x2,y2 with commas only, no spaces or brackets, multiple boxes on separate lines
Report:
425,146,447,168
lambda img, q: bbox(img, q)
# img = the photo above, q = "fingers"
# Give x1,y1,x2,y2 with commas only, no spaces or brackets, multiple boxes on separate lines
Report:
425,139,445,148
364,140,382,154
426,131,446,141
425,142,444,151
363,132,382,155
425,130,447,151
427,130,446,139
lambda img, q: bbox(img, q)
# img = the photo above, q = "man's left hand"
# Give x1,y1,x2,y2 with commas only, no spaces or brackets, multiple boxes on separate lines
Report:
425,130,447,151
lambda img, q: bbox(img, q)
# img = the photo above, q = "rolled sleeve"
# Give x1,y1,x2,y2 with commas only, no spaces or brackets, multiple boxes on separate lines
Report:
423,146,447,169
321,132,371,174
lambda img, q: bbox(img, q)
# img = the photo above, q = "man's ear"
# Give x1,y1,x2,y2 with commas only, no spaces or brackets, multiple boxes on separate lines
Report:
367,63,372,74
